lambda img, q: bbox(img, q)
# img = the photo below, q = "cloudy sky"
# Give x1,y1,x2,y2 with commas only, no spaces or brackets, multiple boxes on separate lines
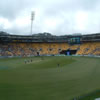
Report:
0,0,100,35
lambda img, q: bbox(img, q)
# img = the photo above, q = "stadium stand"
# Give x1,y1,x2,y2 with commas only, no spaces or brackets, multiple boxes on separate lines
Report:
76,42,100,55
0,32,100,57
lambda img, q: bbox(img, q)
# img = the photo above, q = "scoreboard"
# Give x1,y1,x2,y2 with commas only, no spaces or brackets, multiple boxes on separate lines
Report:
68,37,81,44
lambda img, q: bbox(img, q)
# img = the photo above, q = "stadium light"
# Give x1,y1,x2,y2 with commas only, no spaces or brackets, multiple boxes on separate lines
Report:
31,11,35,35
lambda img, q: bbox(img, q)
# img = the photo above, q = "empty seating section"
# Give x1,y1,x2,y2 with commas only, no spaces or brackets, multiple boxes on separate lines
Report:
0,42,100,56
0,43,69,56
76,42,100,55
69,45,80,50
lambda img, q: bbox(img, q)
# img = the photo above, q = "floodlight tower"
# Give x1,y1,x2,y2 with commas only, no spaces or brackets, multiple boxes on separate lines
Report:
31,11,35,35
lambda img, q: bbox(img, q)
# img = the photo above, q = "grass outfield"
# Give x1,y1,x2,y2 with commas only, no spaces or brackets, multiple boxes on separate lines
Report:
77,90,100,100
0,56,100,100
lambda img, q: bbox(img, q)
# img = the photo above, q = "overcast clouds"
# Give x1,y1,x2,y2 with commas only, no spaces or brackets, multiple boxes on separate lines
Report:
0,0,100,35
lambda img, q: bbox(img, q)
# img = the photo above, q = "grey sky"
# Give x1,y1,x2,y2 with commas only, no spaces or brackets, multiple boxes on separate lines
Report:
0,0,100,35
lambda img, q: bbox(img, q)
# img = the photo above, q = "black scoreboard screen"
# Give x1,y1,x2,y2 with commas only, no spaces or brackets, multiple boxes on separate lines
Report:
68,37,81,44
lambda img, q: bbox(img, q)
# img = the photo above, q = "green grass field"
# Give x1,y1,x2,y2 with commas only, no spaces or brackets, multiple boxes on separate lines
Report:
78,90,100,100
0,56,100,100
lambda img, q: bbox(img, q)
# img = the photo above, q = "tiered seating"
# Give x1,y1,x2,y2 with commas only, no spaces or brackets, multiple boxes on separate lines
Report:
0,43,69,56
69,45,79,50
0,42,100,56
76,42,100,55
92,42,100,55
77,42,90,55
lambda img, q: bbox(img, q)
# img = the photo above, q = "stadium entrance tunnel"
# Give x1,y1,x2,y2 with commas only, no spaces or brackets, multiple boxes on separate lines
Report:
60,49,77,55
37,52,40,56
